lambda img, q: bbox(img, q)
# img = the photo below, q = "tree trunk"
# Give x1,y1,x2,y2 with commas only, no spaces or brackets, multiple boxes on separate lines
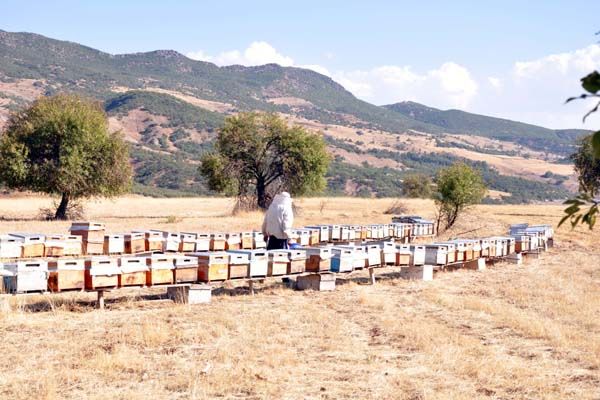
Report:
55,193,70,220
256,178,268,210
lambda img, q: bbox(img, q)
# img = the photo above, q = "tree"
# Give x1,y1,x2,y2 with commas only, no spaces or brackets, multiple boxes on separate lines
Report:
200,112,330,209
402,173,433,198
0,94,132,219
433,162,487,230
561,69,600,229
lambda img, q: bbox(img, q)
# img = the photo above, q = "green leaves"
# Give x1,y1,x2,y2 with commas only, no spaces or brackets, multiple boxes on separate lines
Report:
582,71,600,94
592,131,600,159
559,194,598,230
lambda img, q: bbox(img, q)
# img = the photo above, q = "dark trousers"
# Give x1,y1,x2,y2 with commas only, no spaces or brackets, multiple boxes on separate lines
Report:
267,236,289,250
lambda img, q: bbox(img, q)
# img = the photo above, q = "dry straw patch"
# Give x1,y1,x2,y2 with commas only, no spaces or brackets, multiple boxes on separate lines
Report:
0,196,599,399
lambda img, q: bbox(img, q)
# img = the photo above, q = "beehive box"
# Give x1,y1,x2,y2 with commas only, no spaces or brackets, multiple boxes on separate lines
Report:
183,233,210,252
268,250,289,276
447,241,466,262
241,232,253,249
280,249,306,274
146,255,175,285
365,245,382,267
381,242,397,266
173,256,199,283
305,247,332,272
178,233,197,253
395,244,411,266
151,230,180,252
118,256,149,287
507,237,516,254
0,235,22,259
227,252,250,279
409,245,426,266
513,235,530,253
228,249,268,277
104,234,125,254
328,225,341,242
4,260,48,293
70,222,105,242
9,233,45,258
133,230,164,252
124,232,146,254
194,252,229,282
84,257,120,290
48,259,85,292
210,233,226,251
307,228,321,245
306,226,330,243
43,237,65,257
424,244,448,266
296,273,336,291
479,238,491,257
84,240,105,256
330,247,354,273
252,232,267,249
225,233,241,250
293,230,311,246
340,226,351,241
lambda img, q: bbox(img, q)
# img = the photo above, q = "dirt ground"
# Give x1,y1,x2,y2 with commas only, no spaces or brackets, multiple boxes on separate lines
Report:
0,196,598,399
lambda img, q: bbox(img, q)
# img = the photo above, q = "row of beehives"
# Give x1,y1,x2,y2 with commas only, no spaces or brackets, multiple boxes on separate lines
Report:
0,223,552,294
0,220,435,259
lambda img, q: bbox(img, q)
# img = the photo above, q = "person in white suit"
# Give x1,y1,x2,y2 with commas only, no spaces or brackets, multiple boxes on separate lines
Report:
262,192,294,250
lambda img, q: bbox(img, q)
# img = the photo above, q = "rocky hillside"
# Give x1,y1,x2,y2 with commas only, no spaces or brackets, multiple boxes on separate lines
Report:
0,30,584,202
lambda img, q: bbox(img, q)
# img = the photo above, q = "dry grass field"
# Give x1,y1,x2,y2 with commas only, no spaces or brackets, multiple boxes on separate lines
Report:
0,195,599,399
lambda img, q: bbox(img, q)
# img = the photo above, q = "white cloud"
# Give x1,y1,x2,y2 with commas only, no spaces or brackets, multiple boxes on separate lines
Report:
488,76,502,89
187,41,293,66
298,64,331,76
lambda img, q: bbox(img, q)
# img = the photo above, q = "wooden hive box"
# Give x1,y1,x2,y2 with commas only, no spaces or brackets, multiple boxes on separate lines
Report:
43,237,66,258
195,252,229,282
479,238,491,257
3,260,49,293
267,250,288,276
193,233,211,252
507,237,516,254
226,252,250,279
306,226,330,243
228,249,268,277
146,254,175,286
118,256,149,287
307,228,321,245
409,245,426,266
0,235,22,259
178,233,197,253
240,232,254,249
48,259,85,292
305,247,332,272
296,273,336,292
424,244,448,266
280,249,306,274
151,230,180,253
9,233,45,258
365,244,382,267
335,245,366,270
293,230,311,246
488,237,504,257
381,242,397,266
104,234,125,255
70,222,105,242
328,225,341,242
252,232,267,249
512,235,530,253
133,230,164,252
447,241,466,261
173,256,199,284
124,232,146,254
225,233,241,250
330,247,354,273
395,244,411,266
210,233,226,251
486,238,497,257
84,257,120,290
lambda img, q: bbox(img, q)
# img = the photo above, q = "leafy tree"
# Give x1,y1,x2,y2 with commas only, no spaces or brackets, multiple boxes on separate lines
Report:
433,162,487,230
561,69,600,229
199,112,330,209
0,94,132,219
402,173,433,198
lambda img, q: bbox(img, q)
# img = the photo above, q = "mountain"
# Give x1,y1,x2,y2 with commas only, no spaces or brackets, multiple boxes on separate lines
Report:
384,101,587,155
0,30,582,202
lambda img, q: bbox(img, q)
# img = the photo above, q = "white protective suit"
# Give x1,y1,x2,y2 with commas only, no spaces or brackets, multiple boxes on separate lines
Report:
261,192,294,239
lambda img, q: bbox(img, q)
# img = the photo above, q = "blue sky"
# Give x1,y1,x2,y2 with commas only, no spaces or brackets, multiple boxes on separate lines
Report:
2,0,600,129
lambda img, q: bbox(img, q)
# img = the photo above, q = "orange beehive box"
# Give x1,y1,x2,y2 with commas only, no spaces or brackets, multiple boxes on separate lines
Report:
84,257,120,290
194,252,229,282
225,233,241,250
48,259,85,292
179,233,197,253
227,252,250,279
146,255,175,286
70,222,105,242
173,256,199,283
305,247,332,272
9,233,45,258
241,232,253,249
119,256,149,287
210,234,226,251
268,250,288,276
124,232,146,254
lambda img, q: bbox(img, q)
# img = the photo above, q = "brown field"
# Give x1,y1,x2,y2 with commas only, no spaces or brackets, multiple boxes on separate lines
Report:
0,196,599,399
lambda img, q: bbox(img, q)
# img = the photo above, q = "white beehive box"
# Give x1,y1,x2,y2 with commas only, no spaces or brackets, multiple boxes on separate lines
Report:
381,242,397,265
3,260,48,293
228,249,268,277
9,233,46,258
409,245,426,266
0,235,23,258
328,225,341,241
104,234,125,254
305,225,330,242
151,230,181,252
330,247,354,272
424,244,448,266
252,232,266,249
